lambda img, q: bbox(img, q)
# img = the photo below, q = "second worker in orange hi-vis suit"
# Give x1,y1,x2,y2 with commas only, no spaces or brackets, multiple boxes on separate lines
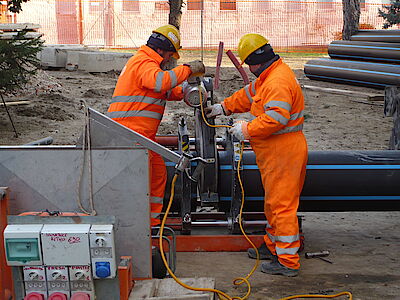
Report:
107,25,205,227
206,34,308,277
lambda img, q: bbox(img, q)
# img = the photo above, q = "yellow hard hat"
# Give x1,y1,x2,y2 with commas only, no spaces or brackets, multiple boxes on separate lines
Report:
238,33,269,64
153,24,181,59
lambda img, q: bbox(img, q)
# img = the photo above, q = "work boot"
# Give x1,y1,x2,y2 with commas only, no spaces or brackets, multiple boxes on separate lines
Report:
260,261,299,277
247,242,276,260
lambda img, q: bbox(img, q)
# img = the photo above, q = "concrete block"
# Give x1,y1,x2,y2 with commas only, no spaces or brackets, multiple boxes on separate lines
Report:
77,51,133,73
40,44,87,68
65,50,89,71
130,278,215,300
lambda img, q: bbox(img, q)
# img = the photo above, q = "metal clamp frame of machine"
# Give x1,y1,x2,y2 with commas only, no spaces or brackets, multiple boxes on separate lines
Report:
4,222,116,300
163,76,400,236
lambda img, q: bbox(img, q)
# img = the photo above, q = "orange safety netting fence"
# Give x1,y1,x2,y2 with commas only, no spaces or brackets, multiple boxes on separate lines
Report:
6,0,399,52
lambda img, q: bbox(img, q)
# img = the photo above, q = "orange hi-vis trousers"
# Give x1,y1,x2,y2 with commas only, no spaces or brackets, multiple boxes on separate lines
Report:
251,131,308,270
149,150,167,226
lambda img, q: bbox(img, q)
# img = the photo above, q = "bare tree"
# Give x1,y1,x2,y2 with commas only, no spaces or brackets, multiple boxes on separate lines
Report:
169,0,184,29
164,0,184,68
342,0,361,40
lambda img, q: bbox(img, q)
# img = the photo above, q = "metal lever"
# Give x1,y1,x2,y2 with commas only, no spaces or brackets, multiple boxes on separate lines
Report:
185,157,208,182
174,152,208,182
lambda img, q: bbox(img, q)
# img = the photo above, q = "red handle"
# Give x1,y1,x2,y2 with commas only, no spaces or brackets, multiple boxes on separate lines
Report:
226,50,250,85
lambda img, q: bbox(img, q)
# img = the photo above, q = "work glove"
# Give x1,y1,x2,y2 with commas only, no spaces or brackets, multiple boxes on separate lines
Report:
229,120,250,141
205,103,225,118
185,60,206,77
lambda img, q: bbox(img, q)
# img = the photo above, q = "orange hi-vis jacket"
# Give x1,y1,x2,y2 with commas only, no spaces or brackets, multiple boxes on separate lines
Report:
107,45,192,140
107,45,192,227
222,58,304,137
223,58,307,270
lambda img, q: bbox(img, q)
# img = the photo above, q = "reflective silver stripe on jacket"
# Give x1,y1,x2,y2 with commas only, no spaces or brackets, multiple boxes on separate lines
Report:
168,70,177,89
273,124,303,135
276,246,299,256
265,220,272,229
151,212,161,219
111,95,166,107
266,110,289,125
264,100,292,112
250,82,256,94
154,72,164,93
150,196,163,204
107,110,163,120
244,84,254,104
290,110,304,121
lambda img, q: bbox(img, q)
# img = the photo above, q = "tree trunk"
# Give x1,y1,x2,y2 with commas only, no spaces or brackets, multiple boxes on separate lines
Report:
168,0,183,29
342,0,361,40
165,0,183,68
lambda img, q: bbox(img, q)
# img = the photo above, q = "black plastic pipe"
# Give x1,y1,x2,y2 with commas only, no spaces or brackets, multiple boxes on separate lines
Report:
304,58,400,89
165,150,400,212
328,40,400,63
350,30,400,43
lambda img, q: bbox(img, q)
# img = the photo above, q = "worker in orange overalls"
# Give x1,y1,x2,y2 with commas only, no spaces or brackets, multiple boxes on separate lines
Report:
107,25,205,227
206,34,307,277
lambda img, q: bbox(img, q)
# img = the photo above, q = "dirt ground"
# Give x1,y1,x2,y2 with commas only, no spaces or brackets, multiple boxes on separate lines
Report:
1,54,398,299
178,212,400,300
0,54,391,150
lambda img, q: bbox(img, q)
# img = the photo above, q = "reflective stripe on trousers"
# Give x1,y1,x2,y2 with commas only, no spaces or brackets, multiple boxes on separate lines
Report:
149,151,167,226
250,131,307,269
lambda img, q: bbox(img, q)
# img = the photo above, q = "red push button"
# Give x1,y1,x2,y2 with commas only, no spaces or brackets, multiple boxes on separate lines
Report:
24,292,45,300
48,292,68,300
71,292,91,300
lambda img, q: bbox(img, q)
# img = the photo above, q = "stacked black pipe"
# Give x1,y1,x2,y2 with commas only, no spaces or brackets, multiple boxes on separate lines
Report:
304,30,400,89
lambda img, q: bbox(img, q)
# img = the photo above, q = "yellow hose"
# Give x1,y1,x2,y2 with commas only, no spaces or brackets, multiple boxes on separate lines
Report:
279,292,353,300
158,81,352,300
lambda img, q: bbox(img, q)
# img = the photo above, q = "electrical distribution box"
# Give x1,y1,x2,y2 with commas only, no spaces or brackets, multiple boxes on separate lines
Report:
4,222,117,298
41,224,91,266
89,225,116,279
4,224,43,266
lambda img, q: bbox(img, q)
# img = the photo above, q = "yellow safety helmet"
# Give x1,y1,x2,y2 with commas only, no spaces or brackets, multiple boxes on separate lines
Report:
238,33,269,64
153,24,181,59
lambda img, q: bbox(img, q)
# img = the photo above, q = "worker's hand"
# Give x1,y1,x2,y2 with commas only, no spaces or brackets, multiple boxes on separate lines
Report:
229,120,250,141
205,104,225,118
186,60,206,76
